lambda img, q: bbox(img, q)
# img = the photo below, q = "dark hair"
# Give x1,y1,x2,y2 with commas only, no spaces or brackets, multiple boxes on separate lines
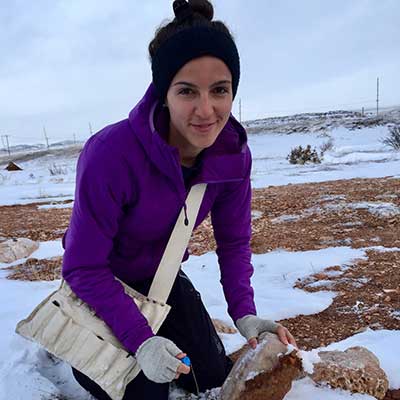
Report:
148,0,235,60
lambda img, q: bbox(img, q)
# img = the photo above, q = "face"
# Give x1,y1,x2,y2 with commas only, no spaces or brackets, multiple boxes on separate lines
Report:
165,56,233,159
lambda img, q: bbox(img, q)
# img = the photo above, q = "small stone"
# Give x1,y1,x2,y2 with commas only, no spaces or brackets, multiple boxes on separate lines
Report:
384,296,391,302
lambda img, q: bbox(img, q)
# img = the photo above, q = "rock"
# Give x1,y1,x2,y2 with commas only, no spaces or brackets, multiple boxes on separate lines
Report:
386,389,400,400
220,333,303,400
0,238,39,263
212,319,237,334
311,346,388,399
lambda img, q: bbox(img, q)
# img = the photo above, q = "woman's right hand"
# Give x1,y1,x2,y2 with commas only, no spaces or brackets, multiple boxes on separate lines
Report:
135,336,190,383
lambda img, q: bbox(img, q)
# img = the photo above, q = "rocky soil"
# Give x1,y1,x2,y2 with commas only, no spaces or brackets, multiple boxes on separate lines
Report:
1,176,399,398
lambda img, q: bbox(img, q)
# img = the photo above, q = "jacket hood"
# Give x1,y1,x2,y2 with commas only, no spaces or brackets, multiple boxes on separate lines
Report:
128,83,250,185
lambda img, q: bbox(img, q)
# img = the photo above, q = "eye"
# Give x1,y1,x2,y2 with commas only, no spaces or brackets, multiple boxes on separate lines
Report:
178,87,195,96
213,86,230,95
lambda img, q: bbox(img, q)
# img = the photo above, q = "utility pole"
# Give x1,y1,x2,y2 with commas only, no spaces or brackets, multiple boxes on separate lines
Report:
376,77,379,116
1,134,11,156
43,126,50,149
73,133,76,144
89,122,93,136
239,98,242,123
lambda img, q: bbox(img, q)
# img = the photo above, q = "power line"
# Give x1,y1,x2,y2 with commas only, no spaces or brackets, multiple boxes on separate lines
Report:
1,135,11,156
376,77,380,116
43,126,50,149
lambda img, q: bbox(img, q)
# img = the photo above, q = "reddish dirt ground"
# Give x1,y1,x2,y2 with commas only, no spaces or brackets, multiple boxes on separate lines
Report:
1,176,399,398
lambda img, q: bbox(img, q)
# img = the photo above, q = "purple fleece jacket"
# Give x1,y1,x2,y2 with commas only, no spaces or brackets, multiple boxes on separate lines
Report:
62,83,256,354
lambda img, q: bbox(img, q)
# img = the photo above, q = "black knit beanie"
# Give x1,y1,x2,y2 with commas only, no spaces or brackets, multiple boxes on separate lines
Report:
151,2,240,101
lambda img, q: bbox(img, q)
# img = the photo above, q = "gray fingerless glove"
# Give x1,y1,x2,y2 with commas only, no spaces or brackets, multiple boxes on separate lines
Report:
235,315,280,341
135,336,183,383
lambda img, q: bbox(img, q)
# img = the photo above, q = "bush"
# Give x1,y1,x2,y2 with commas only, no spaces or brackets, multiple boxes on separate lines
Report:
48,163,67,175
320,138,334,155
287,145,322,165
382,125,400,150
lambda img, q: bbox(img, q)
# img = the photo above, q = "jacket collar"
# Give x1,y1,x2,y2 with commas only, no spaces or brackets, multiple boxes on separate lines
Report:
128,83,249,186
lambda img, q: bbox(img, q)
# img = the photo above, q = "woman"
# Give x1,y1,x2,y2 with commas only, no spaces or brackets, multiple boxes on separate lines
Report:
62,1,297,399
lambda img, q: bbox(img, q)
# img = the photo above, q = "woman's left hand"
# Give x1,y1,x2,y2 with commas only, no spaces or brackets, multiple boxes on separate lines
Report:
236,315,298,350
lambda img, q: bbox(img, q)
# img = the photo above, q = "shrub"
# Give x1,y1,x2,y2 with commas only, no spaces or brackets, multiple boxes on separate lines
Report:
48,163,67,175
382,125,400,150
287,145,322,165
320,138,334,155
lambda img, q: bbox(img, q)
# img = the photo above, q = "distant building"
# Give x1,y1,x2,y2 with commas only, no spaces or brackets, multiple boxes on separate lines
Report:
5,162,23,171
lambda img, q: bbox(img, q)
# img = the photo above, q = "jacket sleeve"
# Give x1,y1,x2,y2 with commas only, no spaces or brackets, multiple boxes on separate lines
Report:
210,147,257,322
62,135,154,354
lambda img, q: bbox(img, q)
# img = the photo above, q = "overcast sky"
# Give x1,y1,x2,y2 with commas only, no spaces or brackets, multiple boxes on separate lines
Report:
1,0,399,145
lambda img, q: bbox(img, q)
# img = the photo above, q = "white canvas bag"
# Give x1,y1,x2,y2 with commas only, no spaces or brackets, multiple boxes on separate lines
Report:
16,183,207,400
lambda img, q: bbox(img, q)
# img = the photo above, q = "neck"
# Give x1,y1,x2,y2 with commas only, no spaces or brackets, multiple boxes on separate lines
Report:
181,154,197,168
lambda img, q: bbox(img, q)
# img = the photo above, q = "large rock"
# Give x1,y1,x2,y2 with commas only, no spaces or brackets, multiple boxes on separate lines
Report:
220,333,303,400
311,346,389,399
0,238,39,263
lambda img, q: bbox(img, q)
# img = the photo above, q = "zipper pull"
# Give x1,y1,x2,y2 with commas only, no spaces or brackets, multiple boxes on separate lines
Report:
183,203,189,226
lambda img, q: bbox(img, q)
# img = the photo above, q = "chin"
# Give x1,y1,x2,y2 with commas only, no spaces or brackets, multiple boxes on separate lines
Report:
193,135,219,150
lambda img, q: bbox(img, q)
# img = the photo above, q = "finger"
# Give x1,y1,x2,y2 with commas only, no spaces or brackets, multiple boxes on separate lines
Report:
277,329,289,345
176,353,190,375
176,363,190,375
175,353,190,374
248,337,258,349
288,333,298,348
175,352,187,360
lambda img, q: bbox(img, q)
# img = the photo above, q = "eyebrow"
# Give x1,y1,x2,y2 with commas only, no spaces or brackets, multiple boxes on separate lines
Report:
173,80,232,88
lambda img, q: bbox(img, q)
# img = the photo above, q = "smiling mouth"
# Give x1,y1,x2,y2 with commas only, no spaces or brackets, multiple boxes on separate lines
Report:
191,122,216,131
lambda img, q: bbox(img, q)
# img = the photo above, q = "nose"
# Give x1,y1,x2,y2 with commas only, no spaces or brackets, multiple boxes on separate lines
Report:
195,94,214,120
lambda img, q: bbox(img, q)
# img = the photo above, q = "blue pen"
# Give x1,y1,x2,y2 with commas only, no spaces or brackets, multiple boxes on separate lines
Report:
181,356,191,366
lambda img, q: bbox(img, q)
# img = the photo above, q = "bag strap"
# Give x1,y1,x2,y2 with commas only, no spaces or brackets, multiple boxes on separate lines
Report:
147,183,207,304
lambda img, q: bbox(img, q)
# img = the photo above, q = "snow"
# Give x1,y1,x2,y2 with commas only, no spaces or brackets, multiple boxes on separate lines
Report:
249,126,400,188
1,125,399,207
0,155,76,206
1,123,400,399
38,202,74,210
271,200,400,225
285,377,376,400
347,201,400,217
298,349,321,374
2,242,399,399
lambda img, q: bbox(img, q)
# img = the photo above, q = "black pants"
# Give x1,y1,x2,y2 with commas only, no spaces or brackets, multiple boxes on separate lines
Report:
72,270,233,399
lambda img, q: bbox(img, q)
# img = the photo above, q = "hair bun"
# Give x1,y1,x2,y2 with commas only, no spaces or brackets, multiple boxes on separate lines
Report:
173,0,192,21
188,0,214,21
173,0,214,22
